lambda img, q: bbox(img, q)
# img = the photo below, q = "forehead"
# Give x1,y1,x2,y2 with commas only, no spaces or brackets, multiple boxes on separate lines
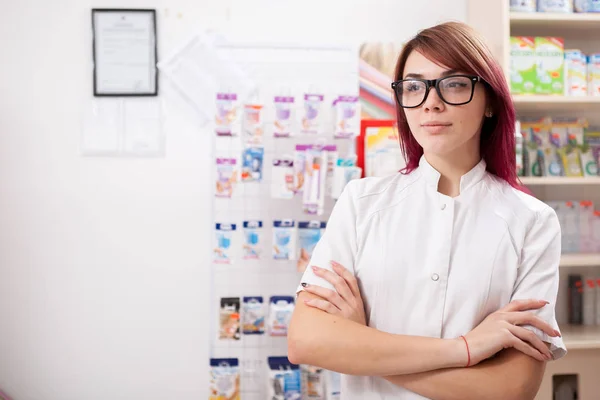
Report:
403,50,452,79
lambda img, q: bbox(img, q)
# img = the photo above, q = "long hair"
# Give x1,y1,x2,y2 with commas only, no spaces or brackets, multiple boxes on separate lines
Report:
394,21,519,189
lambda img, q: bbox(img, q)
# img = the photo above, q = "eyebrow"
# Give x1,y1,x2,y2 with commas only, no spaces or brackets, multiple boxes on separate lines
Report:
404,69,459,79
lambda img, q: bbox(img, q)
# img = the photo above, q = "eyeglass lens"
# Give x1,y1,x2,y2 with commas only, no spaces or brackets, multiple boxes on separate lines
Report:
397,76,474,107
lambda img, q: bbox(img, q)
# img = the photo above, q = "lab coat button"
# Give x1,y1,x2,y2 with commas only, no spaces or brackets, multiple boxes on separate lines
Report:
431,273,439,281
440,204,446,210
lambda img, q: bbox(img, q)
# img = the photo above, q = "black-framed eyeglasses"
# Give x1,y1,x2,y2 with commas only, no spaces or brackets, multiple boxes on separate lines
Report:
391,75,482,108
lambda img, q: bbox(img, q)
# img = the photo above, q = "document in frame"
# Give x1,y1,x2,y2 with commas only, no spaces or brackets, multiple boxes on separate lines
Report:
92,9,158,96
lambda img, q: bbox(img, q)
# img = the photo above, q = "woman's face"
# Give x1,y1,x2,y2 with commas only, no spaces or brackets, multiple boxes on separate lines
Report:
402,50,488,159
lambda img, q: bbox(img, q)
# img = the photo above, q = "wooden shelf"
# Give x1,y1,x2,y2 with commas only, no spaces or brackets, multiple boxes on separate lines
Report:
560,253,600,267
561,325,600,350
520,177,600,185
510,12,600,30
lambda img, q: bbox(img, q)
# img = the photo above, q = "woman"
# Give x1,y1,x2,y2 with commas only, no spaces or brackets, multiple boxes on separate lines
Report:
287,21,566,400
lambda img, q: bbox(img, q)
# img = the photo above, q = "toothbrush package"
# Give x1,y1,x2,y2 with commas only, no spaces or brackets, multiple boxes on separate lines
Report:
333,96,360,139
242,220,262,260
301,94,324,135
215,93,240,137
274,96,295,138
302,145,336,216
214,223,236,264
272,220,296,260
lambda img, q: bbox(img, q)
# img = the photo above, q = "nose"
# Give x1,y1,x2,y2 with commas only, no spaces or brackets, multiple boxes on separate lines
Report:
423,85,445,112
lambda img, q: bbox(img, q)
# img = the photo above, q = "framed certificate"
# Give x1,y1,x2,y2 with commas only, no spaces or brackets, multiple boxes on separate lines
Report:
92,9,158,96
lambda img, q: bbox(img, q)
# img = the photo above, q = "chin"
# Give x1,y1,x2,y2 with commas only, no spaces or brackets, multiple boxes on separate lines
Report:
417,136,462,156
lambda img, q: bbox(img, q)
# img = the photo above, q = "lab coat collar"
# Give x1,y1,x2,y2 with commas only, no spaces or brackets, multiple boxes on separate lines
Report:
418,155,487,194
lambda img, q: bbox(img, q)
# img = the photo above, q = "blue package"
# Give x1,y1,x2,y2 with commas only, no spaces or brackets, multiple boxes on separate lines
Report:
241,147,264,182
273,220,296,260
243,220,262,259
297,220,326,264
214,223,236,264
267,356,301,400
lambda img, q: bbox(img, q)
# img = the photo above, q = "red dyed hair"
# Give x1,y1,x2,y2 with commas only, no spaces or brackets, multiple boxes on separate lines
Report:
394,22,521,189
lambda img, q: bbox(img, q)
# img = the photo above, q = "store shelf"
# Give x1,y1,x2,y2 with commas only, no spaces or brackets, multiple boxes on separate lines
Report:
511,12,600,29
520,176,600,185
512,95,600,112
561,325,600,350
560,253,600,267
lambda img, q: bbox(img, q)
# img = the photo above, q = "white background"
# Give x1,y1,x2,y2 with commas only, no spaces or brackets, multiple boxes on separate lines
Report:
0,1,466,399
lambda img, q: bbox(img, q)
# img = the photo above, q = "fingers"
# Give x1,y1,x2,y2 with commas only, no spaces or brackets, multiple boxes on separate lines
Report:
304,297,341,316
330,261,361,299
301,283,345,311
501,299,549,312
508,325,553,361
311,265,355,304
509,313,561,338
509,335,547,362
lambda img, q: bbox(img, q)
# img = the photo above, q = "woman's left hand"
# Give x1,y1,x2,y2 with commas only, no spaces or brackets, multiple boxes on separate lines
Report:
301,261,366,325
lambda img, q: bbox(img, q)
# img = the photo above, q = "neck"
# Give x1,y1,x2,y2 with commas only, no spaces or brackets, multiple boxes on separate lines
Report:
424,150,481,197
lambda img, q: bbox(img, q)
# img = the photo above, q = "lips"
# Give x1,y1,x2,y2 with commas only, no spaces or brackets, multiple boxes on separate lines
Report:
421,122,452,134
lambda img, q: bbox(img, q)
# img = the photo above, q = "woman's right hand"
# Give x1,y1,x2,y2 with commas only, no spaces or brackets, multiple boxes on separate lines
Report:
462,299,561,365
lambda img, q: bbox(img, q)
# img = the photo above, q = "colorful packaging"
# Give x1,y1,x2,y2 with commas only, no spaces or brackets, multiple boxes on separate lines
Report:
268,296,295,336
510,37,536,94
301,365,326,400
564,50,588,96
216,158,237,198
297,221,326,273
271,157,296,199
273,220,296,260
215,93,239,136
510,0,536,11
333,96,360,138
564,201,581,253
242,220,262,260
303,145,335,216
210,358,240,400
219,297,241,340
591,0,600,11
214,223,236,264
583,277,597,325
579,201,595,252
535,37,565,95
242,296,265,335
293,144,309,193
241,147,264,182
274,96,295,138
588,54,600,96
242,104,264,145
553,118,584,176
267,357,301,400
522,118,551,176
537,0,574,12
582,130,600,176
301,94,324,135
576,0,600,11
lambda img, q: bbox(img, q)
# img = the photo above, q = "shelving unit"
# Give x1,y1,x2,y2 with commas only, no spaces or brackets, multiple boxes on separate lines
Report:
468,2,600,399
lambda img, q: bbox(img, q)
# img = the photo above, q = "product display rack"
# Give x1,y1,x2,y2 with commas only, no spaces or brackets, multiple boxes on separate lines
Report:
468,2,600,398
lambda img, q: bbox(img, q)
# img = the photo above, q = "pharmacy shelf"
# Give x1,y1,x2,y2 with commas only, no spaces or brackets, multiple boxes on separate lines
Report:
512,95,600,112
520,176,600,185
561,325,600,350
560,253,600,267
510,12,600,30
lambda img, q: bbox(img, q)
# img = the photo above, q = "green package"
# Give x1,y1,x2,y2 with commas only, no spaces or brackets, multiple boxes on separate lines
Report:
535,37,564,95
510,37,536,94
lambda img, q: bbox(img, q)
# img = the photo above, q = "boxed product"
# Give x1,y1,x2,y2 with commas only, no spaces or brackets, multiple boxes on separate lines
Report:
564,50,588,96
588,53,600,96
510,37,537,94
546,200,597,253
538,0,574,12
576,0,600,11
510,0,536,11
535,37,565,95
210,358,240,400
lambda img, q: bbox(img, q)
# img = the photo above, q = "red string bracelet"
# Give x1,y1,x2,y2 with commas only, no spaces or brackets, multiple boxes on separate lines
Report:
460,335,471,367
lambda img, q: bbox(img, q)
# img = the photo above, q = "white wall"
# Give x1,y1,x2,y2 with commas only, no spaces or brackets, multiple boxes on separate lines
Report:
0,1,465,399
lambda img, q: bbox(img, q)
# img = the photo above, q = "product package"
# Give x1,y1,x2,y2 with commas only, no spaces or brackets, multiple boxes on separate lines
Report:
210,358,241,400
214,223,236,264
241,147,264,182
521,117,552,176
242,220,262,260
535,37,565,95
271,157,296,199
297,221,326,273
268,296,295,336
242,296,265,335
303,145,335,215
242,104,264,145
293,144,309,193
510,0,536,11
581,130,600,176
274,96,295,138
588,53,600,96
301,94,324,135
331,158,362,200
301,365,326,399
579,201,596,252
215,93,240,137
574,0,589,11
273,220,296,260
537,0,574,12
267,357,302,400
516,120,524,177
553,118,582,177
564,50,588,96
219,297,241,340
510,37,536,95
333,96,360,138
568,274,584,325
592,211,600,252
583,277,597,325
216,158,238,198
